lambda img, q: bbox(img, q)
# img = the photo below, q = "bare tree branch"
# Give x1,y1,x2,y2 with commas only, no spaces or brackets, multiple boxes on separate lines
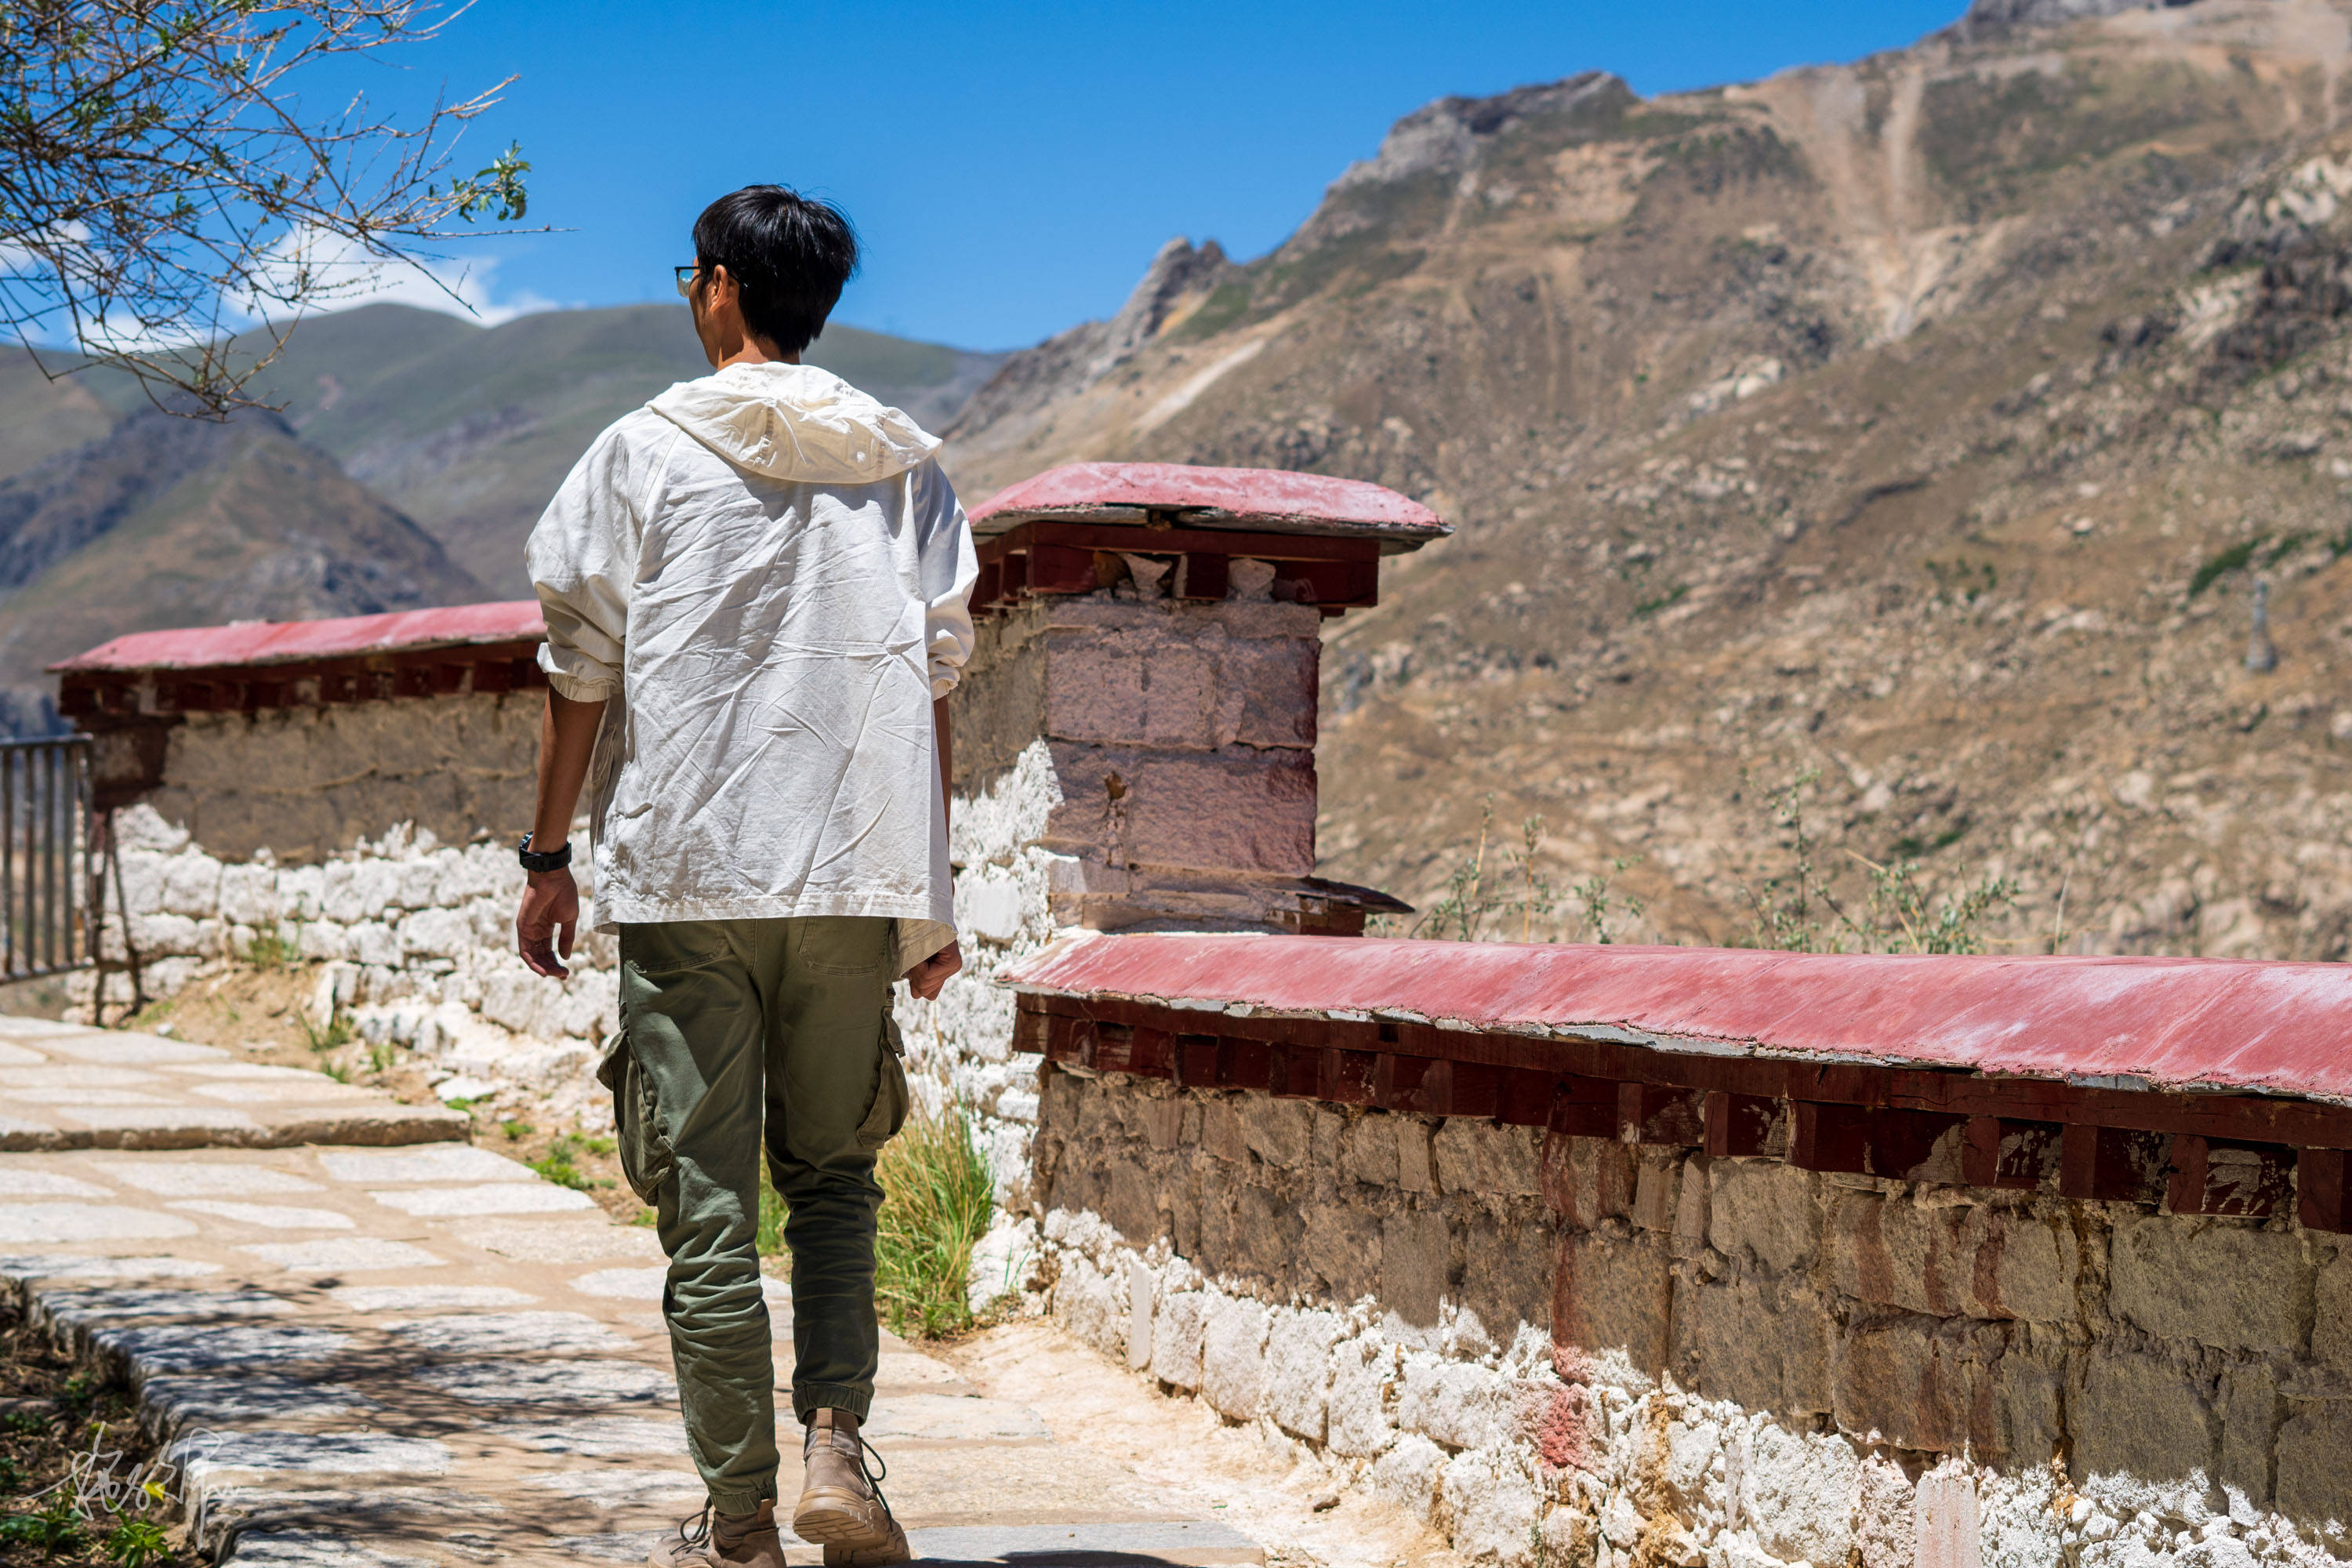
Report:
0,0,535,416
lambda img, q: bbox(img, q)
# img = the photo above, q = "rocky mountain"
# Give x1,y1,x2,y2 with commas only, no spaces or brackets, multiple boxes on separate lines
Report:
0,394,485,732
0,303,1004,730
941,0,2352,960
238,304,1008,595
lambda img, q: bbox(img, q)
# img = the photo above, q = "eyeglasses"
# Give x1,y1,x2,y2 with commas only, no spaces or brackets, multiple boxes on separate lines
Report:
673,263,699,299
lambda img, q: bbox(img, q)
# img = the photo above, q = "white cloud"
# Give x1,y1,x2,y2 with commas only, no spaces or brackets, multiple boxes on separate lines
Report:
239,227,563,328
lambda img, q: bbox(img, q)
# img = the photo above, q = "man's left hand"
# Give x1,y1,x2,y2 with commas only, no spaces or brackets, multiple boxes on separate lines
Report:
518,868,580,978
906,939,962,1001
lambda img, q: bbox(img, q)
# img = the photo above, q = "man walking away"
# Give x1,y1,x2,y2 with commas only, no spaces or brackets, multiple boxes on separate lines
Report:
515,184,975,1568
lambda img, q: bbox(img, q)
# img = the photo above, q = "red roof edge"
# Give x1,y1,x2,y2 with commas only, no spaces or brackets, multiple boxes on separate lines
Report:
49,601,547,674
970,461,1450,544
998,931,2352,1105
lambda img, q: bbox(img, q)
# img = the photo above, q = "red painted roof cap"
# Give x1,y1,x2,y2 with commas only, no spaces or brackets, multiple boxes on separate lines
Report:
51,601,547,673
1000,932,2352,1104
970,462,1449,551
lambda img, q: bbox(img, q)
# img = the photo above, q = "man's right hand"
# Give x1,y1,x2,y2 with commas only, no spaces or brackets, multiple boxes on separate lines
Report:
518,867,580,978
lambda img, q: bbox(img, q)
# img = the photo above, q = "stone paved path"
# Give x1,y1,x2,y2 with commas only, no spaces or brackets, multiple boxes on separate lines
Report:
0,1018,1260,1568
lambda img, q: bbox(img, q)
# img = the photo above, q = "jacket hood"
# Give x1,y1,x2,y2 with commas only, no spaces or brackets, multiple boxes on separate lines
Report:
648,361,939,482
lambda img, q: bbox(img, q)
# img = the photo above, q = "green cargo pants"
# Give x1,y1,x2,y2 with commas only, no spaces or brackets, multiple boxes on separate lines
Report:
602,916,911,1513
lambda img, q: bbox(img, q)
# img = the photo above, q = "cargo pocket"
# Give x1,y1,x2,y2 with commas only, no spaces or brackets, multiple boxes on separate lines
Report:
597,1029,675,1203
855,1012,912,1151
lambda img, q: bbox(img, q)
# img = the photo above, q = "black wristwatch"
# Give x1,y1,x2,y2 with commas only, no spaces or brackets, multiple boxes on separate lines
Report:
518,833,573,874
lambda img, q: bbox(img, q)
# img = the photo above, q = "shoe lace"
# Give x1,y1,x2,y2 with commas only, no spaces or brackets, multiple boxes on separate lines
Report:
809,1421,895,1523
673,1504,713,1552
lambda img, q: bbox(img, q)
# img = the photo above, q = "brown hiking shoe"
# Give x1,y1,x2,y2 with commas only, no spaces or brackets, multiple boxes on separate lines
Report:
649,1503,786,1568
793,1410,907,1565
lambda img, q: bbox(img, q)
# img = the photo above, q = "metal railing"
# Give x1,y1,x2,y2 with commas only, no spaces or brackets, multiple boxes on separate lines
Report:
0,736,93,981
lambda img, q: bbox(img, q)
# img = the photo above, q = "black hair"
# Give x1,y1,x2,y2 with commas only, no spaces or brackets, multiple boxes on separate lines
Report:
691,186,860,355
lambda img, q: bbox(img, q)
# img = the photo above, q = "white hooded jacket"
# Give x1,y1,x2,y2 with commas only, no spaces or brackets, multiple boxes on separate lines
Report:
525,360,978,967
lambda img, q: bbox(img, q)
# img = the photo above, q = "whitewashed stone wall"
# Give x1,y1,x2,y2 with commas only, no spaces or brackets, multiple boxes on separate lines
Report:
1011,1070,2352,1568
76,803,620,1125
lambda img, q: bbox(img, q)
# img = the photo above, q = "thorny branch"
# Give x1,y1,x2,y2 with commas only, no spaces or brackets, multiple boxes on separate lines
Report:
1,0,533,415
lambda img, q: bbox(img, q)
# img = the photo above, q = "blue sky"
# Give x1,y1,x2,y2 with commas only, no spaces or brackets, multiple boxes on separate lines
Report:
358,1,1960,350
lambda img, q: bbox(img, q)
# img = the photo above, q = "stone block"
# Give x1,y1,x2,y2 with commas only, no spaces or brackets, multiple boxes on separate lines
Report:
2276,1398,2352,1526
1370,1432,1445,1523
2313,1252,2352,1373
1266,1309,1340,1442
1962,1206,2077,1325
1690,1275,1829,1417
2071,1348,2216,1490
1381,1207,1450,1327
1398,1359,1510,1450
1326,1340,1395,1457
1458,1214,1552,1345
1201,1101,1246,1163
387,1311,626,1357
1742,1422,1857,1567
1432,1120,1541,1198
1201,1296,1269,1421
1302,1203,1381,1303
1832,1312,1971,1452
1240,1098,1310,1168
1397,1120,1434,1194
1555,1232,1670,1381
1044,742,1315,877
1913,1468,1981,1568
1631,1155,1681,1232
1058,1258,1123,1361
1200,1179,1298,1292
2108,1216,2304,1352
1139,1097,1183,1152
1442,1447,1540,1567
1150,1290,1207,1390
1708,1159,1819,1275
1101,1161,1161,1247
1126,1261,1155,1372
1985,1323,2066,1468
1345,1115,1398,1189
1855,1454,1915,1568
2220,1361,2281,1510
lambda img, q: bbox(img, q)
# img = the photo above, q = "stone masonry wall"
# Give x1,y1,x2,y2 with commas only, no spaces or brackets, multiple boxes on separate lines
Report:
75,800,619,1127
140,691,539,863
1020,1066,2352,1568
908,576,1331,1218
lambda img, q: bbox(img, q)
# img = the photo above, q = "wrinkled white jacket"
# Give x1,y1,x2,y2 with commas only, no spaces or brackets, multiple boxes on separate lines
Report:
526,360,978,966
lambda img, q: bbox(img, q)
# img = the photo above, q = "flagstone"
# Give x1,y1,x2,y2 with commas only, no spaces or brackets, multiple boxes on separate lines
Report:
239,1238,445,1272
369,1183,594,1217
101,1163,325,1196
389,1310,632,1356
412,1358,677,1405
170,1200,357,1230
328,1284,538,1313
0,1203,198,1243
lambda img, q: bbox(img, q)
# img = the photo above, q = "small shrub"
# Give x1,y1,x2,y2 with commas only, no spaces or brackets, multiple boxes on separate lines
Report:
757,1162,787,1257
2188,535,2264,599
530,1138,589,1191
501,1120,532,1142
0,1497,84,1552
873,1103,996,1340
241,928,294,970
298,1011,352,1054
366,1040,396,1075
104,1517,169,1568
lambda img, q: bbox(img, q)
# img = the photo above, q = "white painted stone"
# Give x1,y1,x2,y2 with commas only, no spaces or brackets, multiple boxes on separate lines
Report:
503,1417,689,1458
169,1200,357,1230
0,1043,44,1065
1327,1339,1396,1458
0,1171,110,1198
1201,1295,1269,1421
238,1238,446,1272
1444,1447,1541,1567
318,1145,536,1183
0,1204,199,1243
0,1253,220,1280
434,1075,503,1103
1149,1290,1207,1390
415,1358,677,1405
98,1321,352,1371
1744,1421,1859,1566
389,1310,631,1356
172,1430,452,1479
1266,1309,1340,1442
1399,1358,1512,1450
220,1532,431,1568
100,1163,324,1196
1105,1263,1150,1381
186,1080,368,1103
328,1284,539,1312
368,1182,594,1216
1370,1432,1446,1523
